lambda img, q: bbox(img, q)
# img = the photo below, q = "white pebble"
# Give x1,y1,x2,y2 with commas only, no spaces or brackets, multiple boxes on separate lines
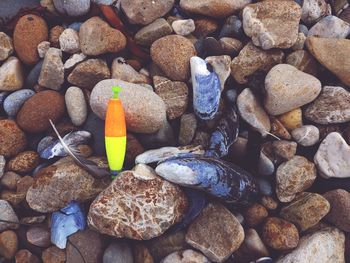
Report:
172,19,195,36
37,41,50,58
292,125,319,146
59,28,80,54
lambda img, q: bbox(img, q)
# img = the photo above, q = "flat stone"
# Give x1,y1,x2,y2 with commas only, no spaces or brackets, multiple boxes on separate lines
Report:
90,79,167,133
205,55,231,90
306,37,350,87
64,53,86,69
178,113,197,146
15,249,40,263
305,86,350,124
0,230,18,259
0,120,27,158
37,41,50,58
276,156,317,202
301,0,328,25
26,226,51,247
262,217,299,250
26,157,109,213
59,28,80,54
280,192,330,231
185,202,244,262
0,32,13,61
38,48,64,90
161,250,210,263
0,200,19,231
3,89,35,117
237,88,271,136
230,42,284,84
68,58,110,89
88,169,188,240
8,151,39,174
79,16,126,56
276,227,345,263
180,0,252,18
0,56,23,92
53,0,90,16
151,35,196,81
308,15,350,38
286,50,318,76
243,0,301,49
111,57,149,84
135,18,173,46
272,140,297,161
153,76,188,119
42,246,66,263
292,125,320,146
264,64,321,116
103,242,133,263
172,19,195,36
323,189,350,232
65,87,87,126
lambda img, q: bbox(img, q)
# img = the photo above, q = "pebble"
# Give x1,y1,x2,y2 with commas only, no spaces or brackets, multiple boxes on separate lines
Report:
103,242,133,263
65,87,87,126
59,28,80,54
88,169,187,240
53,0,90,16
301,0,328,25
276,227,345,263
278,108,302,130
125,133,144,165
235,229,269,262
68,22,82,31
291,32,306,50
38,48,64,90
219,37,243,56
26,226,51,247
276,156,317,202
291,125,320,146
0,200,19,231
280,192,330,231
79,16,126,56
205,55,231,90
15,249,40,263
37,41,50,58
242,0,301,49
0,156,4,178
178,113,197,146
83,112,105,155
13,14,48,65
64,53,87,69
308,15,350,38
90,79,167,133
270,117,292,140
286,50,318,76
26,157,109,213
172,19,195,36
121,0,174,25
0,56,23,91
237,88,271,137
219,15,243,38
42,246,66,263
135,18,173,46
261,196,278,211
305,86,350,124
258,152,275,176
185,202,244,262
111,57,149,84
3,89,35,117
272,141,297,161
68,58,110,89
153,76,188,119
244,203,268,227
323,189,350,232
202,37,225,56
49,26,64,48
262,217,299,250
17,90,65,133
0,230,18,259
161,250,210,263
25,60,43,89
0,32,13,61
264,64,321,116
306,37,350,86
8,151,39,174
0,120,27,158
180,0,252,18
230,42,284,84
193,18,218,38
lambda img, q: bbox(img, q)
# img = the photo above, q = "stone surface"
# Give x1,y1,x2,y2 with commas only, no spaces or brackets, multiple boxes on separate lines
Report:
79,16,126,56
135,18,173,46
301,0,328,25
305,86,350,124
103,242,133,263
292,125,320,146
38,48,64,90
15,249,40,263
276,227,345,263
17,90,65,133
161,249,210,263
88,169,188,240
314,132,350,178
178,113,197,146
65,87,87,126
270,117,292,140
194,18,218,38
172,19,195,36
13,14,48,65
0,156,5,178
68,59,110,89
49,25,64,48
185,202,244,262
243,203,268,227
243,0,301,49
278,108,302,131
306,37,350,87
276,156,317,202
26,157,109,213
59,28,80,54
237,88,270,136
0,230,17,259
26,226,51,247
0,32,13,61
323,189,350,232
151,35,196,81
286,50,318,76
3,89,35,117
42,246,66,263
121,0,174,25
8,151,39,174
262,217,299,250
0,56,23,91
153,76,188,119
272,140,297,161
90,79,167,133
264,64,321,115
280,192,330,231
0,200,19,231
180,0,251,18
308,15,350,38
230,42,284,84
0,120,27,158
64,53,86,69
37,40,50,58
53,0,90,16
111,57,149,84
133,243,154,263
205,55,231,90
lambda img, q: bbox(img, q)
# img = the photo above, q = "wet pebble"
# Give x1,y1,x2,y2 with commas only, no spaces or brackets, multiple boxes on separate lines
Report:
0,32,13,61
0,56,23,92
42,246,66,263
65,87,87,126
178,113,197,145
59,28,80,54
308,15,350,38
53,0,90,16
219,15,243,38
258,152,275,176
103,242,133,263
83,112,105,155
291,125,319,146
278,108,302,131
15,249,40,263
286,50,318,76
25,60,43,89
49,25,64,48
172,19,195,36
244,203,268,227
219,37,243,56
193,18,218,38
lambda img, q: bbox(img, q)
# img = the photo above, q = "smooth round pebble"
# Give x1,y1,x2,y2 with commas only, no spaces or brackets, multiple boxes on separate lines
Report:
172,19,195,36
292,125,320,146
59,28,80,54
65,87,87,126
3,89,35,117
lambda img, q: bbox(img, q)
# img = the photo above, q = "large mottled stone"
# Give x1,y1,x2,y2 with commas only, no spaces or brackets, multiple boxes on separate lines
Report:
185,202,244,262
242,0,301,49
305,86,350,124
0,200,19,231
88,167,188,240
38,48,64,90
26,157,110,213
264,64,321,115
0,56,23,92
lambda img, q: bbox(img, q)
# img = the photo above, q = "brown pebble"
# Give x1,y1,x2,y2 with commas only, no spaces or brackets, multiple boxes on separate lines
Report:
0,120,27,158
193,18,218,38
0,230,18,259
49,26,65,48
42,246,66,263
8,151,39,174
1,172,21,190
260,196,279,210
244,203,268,227
26,226,51,248
15,249,40,263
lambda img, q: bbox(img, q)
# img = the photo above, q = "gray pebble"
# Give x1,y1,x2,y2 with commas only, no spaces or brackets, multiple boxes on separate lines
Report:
0,92,8,107
53,0,91,16
308,15,350,38
258,152,275,176
257,177,273,196
25,60,43,89
292,125,320,146
68,22,83,31
103,242,133,263
65,87,87,126
3,89,35,117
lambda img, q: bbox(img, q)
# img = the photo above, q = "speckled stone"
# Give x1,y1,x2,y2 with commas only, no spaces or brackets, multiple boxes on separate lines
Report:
42,246,66,263
0,120,27,158
8,151,39,174
0,32,13,61
286,50,318,76
38,48,64,90
0,230,18,259
59,28,80,54
172,19,195,36
178,113,197,146
111,57,149,84
0,56,23,92
135,18,173,46
37,41,50,58
65,87,87,126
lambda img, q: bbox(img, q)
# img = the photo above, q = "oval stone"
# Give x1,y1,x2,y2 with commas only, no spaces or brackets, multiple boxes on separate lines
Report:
3,89,35,117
